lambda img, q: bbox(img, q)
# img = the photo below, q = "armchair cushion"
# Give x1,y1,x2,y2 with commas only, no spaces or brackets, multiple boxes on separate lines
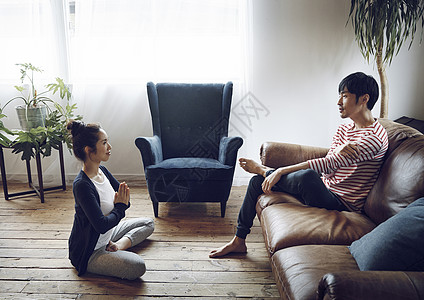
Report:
349,197,424,271
146,158,234,183
145,158,235,205
147,157,232,171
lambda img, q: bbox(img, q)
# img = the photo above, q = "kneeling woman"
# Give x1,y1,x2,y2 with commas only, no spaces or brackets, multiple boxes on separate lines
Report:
67,120,154,280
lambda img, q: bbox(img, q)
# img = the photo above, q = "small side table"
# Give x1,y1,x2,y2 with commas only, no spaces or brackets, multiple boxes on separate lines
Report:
0,143,66,203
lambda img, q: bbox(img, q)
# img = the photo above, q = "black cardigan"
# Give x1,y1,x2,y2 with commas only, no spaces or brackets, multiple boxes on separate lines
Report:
68,166,129,276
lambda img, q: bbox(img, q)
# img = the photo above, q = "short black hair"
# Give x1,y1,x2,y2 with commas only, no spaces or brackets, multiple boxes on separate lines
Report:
338,72,379,110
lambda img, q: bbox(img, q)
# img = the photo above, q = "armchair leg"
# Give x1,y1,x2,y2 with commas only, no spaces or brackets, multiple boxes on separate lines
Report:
220,201,227,218
152,201,159,218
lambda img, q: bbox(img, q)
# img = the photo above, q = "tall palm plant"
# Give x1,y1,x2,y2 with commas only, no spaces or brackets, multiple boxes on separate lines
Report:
348,0,424,118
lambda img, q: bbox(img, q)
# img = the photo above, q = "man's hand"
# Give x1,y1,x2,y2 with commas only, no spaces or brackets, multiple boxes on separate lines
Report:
262,169,283,194
262,162,310,194
334,143,360,160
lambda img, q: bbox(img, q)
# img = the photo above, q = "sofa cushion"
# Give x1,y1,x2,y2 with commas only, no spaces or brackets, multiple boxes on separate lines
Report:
256,191,303,219
349,197,424,271
271,245,358,300
258,195,376,255
364,136,424,224
318,271,424,300
378,118,422,155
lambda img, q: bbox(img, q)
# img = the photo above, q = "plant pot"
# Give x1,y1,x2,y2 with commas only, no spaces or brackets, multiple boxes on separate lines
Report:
15,105,47,131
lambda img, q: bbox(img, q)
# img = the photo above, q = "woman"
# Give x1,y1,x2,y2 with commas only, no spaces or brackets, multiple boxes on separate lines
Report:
67,120,154,280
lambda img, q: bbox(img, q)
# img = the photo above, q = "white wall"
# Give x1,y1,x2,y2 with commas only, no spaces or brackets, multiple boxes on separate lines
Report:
233,0,424,184
2,0,424,186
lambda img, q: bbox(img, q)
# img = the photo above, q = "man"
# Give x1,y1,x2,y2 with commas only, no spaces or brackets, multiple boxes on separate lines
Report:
209,72,388,258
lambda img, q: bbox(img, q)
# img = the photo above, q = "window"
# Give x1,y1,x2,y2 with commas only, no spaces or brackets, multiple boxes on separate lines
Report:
68,0,247,84
0,0,249,85
0,0,65,82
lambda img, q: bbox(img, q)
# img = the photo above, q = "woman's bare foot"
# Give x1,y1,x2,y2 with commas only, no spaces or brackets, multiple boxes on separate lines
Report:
209,236,248,258
106,237,131,252
239,158,271,177
106,241,119,252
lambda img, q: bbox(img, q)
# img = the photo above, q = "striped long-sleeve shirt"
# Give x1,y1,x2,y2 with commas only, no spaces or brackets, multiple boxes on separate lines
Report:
307,120,388,211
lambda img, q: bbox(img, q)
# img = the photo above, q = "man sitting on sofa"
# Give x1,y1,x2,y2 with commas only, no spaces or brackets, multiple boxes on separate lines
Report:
210,72,389,258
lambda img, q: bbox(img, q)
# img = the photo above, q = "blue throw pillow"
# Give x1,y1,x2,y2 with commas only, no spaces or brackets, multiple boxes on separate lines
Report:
349,197,424,271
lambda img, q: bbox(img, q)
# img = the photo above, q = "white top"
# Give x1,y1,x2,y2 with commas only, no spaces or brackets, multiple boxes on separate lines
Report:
91,169,116,250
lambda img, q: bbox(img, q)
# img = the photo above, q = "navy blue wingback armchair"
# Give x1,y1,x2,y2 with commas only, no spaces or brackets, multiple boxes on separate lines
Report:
135,82,243,217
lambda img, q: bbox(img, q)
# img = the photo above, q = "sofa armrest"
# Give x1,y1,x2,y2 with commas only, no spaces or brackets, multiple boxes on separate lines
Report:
219,136,243,166
317,271,424,300
134,135,163,170
260,142,329,168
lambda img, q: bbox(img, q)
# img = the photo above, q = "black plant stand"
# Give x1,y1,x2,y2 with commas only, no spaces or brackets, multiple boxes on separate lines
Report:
0,143,66,203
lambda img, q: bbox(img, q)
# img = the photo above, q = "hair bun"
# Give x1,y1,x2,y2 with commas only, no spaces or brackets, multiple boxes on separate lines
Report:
67,120,85,137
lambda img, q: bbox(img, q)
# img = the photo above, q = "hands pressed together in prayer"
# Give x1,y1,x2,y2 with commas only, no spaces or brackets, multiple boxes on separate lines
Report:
114,182,130,206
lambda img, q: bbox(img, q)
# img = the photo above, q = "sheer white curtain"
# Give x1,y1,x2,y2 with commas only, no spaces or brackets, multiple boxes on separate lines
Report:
69,0,251,180
0,0,251,183
0,0,68,82
0,0,70,182
71,0,247,84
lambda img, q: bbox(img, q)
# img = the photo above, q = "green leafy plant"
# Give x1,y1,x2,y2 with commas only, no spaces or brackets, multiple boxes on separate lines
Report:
348,0,424,118
1,63,71,111
0,63,82,161
8,101,82,161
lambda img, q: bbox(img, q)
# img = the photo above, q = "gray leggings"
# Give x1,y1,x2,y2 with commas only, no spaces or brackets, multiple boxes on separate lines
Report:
87,217,155,280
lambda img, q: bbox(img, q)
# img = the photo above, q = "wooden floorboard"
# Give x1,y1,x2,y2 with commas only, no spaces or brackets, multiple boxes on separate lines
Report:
0,183,279,299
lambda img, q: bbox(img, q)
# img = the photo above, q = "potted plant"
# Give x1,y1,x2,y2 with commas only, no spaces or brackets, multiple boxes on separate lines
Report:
0,63,82,161
2,63,72,131
348,0,424,118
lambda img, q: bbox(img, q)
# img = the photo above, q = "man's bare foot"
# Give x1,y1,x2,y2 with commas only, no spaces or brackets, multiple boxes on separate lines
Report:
239,158,271,177
209,236,248,258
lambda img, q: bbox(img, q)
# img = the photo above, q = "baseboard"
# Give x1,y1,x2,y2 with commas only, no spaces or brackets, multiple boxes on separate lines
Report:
0,173,250,188
0,173,147,187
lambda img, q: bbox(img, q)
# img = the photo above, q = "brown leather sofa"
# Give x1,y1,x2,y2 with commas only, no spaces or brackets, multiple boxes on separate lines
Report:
255,119,424,300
